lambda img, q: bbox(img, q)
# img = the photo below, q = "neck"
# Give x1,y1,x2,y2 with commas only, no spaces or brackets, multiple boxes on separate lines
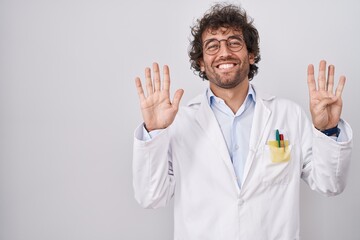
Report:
210,80,250,114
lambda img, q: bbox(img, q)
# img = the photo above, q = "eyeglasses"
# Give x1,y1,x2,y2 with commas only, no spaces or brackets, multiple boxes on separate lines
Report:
202,36,245,55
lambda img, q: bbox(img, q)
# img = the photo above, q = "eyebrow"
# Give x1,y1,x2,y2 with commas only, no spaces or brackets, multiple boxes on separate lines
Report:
202,35,243,45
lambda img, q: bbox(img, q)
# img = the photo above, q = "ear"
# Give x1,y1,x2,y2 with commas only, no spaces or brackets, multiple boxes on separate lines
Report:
248,53,255,65
199,59,205,72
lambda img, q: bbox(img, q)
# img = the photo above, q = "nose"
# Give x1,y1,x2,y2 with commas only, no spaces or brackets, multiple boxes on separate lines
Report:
218,40,232,57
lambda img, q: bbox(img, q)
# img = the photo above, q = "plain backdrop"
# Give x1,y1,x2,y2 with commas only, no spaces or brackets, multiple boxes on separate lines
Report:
0,0,359,239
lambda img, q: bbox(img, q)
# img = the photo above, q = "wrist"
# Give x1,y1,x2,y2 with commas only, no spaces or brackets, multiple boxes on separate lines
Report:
143,123,152,132
144,123,164,132
320,125,340,137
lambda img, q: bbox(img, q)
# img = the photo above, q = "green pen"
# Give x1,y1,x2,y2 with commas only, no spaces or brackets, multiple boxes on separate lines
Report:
276,129,281,148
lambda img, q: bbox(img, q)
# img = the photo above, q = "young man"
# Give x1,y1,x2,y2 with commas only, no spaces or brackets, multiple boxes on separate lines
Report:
133,3,352,239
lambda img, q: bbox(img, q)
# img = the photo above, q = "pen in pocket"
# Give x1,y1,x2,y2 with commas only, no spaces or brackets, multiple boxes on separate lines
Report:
275,129,280,147
280,134,285,152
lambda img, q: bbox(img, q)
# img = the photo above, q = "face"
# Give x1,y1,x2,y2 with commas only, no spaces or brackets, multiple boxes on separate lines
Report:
199,27,255,89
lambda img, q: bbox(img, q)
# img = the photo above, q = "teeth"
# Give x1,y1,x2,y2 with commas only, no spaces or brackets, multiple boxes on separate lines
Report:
218,64,234,69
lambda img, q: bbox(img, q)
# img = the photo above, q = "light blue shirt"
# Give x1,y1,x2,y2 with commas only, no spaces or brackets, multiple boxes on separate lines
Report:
206,85,256,187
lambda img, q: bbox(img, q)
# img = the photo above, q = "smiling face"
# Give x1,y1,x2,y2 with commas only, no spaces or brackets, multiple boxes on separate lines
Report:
199,27,255,90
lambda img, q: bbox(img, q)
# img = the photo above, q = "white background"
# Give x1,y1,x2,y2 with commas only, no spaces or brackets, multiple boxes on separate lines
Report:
1,0,359,239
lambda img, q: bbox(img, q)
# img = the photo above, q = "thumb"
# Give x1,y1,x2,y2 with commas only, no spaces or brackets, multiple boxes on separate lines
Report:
172,89,184,109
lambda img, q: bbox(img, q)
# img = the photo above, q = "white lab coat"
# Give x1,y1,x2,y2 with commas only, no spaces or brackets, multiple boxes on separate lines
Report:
133,85,353,240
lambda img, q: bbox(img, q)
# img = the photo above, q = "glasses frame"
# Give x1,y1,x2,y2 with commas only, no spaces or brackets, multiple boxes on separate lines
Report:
202,35,245,56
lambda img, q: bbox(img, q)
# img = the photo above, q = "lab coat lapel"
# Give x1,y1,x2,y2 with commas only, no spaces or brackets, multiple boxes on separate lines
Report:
241,90,273,187
194,95,235,175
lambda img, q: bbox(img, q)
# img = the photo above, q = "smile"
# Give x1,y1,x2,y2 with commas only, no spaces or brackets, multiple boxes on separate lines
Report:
216,63,237,70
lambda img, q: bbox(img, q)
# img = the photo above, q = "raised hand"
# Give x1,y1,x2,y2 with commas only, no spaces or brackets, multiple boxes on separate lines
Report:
135,63,184,132
307,60,346,131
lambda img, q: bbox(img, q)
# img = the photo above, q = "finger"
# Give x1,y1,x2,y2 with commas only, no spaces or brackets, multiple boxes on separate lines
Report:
163,65,171,91
172,89,184,110
335,76,346,98
314,96,337,112
326,65,335,93
307,64,316,93
318,60,327,91
145,67,153,96
153,62,161,91
135,77,146,101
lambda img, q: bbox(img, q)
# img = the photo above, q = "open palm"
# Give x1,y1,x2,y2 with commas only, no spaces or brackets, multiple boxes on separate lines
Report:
307,60,346,130
135,63,184,132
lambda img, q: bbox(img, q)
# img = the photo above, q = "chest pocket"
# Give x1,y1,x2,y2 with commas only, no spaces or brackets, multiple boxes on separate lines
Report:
261,142,294,186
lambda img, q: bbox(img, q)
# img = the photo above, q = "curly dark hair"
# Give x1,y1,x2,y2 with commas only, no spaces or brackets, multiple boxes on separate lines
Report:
188,3,261,81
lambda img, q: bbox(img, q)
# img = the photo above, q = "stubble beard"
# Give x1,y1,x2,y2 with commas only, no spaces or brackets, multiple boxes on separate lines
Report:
206,62,250,90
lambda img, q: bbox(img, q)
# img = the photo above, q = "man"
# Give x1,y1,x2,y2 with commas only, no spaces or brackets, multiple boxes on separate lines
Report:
133,3,352,239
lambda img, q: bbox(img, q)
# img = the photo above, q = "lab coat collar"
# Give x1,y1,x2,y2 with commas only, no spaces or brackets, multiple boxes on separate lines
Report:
189,89,237,191
243,84,273,189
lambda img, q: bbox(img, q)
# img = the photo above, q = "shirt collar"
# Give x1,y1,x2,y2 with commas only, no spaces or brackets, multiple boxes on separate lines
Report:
206,83,256,107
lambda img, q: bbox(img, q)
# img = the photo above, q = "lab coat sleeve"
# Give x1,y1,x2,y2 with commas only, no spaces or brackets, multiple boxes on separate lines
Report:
300,111,353,196
132,124,175,208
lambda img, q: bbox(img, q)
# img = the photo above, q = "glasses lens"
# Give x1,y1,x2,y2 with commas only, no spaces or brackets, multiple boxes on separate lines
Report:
204,39,220,55
227,37,243,51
